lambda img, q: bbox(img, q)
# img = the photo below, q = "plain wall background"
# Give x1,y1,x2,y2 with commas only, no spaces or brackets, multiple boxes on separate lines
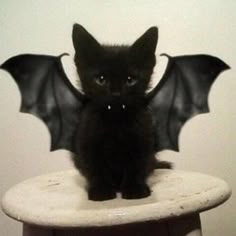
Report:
0,0,235,235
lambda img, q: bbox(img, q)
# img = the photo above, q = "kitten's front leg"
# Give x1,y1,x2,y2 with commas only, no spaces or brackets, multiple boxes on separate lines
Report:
88,179,116,201
85,165,117,201
72,154,116,201
122,181,151,199
121,158,152,199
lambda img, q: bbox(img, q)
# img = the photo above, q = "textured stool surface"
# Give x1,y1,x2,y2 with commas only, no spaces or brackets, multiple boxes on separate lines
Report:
1,169,231,228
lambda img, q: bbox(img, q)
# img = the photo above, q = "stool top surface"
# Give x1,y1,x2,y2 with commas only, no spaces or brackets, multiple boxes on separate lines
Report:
1,169,231,228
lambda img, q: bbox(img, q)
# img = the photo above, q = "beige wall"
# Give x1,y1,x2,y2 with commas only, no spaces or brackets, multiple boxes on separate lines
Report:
0,0,235,235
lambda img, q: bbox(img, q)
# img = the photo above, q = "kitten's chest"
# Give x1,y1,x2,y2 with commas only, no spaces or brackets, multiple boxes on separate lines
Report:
78,104,154,151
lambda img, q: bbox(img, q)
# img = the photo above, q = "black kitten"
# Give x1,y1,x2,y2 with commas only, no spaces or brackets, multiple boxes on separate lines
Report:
71,24,160,201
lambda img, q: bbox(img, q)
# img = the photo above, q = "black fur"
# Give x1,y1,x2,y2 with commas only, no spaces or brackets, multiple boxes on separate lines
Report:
71,24,162,201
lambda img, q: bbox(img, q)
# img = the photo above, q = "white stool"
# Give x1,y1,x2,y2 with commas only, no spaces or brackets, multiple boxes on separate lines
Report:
1,169,231,236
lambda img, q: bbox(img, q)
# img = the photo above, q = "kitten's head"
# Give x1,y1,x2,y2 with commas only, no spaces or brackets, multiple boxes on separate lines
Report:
72,24,158,109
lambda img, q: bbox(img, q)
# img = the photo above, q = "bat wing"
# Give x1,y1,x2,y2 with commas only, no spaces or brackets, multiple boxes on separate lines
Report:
147,54,230,152
1,54,85,153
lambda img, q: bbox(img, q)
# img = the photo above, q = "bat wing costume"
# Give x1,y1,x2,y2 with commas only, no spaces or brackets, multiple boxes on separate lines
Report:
0,53,229,154
1,54,85,153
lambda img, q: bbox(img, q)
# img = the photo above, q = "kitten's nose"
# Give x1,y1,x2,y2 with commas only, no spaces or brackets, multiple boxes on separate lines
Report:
112,92,121,96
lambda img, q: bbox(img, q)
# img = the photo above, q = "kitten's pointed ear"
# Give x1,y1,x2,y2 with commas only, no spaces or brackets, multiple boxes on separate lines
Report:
130,27,158,67
72,24,102,64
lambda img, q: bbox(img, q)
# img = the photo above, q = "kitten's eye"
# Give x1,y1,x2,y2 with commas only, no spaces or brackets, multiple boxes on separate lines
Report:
126,76,137,86
95,75,106,86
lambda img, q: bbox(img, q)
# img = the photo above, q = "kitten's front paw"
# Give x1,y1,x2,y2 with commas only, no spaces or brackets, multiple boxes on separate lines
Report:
122,184,151,199
88,186,116,201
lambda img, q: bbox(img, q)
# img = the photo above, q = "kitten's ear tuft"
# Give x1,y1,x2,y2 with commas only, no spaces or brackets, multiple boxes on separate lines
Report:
130,27,158,62
72,24,102,63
